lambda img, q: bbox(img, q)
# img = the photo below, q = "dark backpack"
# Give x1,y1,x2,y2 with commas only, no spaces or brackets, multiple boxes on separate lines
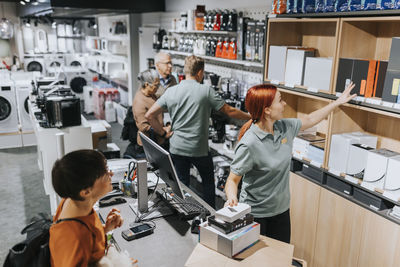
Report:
121,106,138,144
3,213,90,267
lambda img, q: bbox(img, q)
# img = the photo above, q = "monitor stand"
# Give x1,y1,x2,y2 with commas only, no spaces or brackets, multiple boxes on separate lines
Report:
129,200,175,221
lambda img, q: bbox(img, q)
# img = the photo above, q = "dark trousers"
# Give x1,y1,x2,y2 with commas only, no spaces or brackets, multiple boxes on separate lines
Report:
171,152,215,208
254,209,291,243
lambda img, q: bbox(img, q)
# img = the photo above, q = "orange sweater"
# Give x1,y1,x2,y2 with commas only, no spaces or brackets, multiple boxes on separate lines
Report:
49,199,106,267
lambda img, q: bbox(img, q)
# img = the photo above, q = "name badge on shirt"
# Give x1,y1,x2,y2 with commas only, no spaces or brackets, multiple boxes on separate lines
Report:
281,137,287,144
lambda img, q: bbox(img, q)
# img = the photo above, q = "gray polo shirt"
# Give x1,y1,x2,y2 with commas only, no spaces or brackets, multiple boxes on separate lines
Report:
230,119,302,218
157,79,225,157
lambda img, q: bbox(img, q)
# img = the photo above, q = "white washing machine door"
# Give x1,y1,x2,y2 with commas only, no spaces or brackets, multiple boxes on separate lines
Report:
0,96,12,122
27,60,43,72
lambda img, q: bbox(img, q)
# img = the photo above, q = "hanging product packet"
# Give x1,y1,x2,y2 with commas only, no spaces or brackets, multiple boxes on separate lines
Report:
335,0,350,11
379,0,395,9
277,0,288,14
324,0,336,11
349,0,363,10
315,0,325,12
363,0,378,10
287,0,295,13
302,0,316,12
272,0,278,14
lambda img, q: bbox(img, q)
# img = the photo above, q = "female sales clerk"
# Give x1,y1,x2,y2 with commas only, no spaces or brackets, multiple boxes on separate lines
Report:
224,82,356,243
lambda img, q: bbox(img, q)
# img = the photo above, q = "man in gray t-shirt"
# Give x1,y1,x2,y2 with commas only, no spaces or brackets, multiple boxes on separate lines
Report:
146,55,250,207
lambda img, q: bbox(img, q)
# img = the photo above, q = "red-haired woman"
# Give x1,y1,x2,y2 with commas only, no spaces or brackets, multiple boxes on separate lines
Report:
224,82,355,243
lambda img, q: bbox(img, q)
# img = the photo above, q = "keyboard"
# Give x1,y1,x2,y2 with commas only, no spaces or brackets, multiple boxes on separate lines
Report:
156,189,211,220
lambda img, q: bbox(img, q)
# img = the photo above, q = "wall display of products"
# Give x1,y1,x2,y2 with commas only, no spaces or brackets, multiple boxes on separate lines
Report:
264,16,400,266
167,7,265,63
171,7,238,32
274,0,400,14
21,18,95,55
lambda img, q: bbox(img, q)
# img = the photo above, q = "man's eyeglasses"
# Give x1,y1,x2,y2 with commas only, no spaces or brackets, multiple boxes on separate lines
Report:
159,61,172,66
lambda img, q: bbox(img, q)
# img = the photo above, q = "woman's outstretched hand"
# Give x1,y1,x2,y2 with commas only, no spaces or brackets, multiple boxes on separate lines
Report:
336,82,357,106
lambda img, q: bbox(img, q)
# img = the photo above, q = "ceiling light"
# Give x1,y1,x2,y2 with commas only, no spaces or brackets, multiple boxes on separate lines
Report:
32,1,39,6
20,1,26,5
25,19,30,27
25,0,30,3
52,21,56,29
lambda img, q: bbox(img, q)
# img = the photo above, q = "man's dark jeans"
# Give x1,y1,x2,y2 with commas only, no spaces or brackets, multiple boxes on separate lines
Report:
170,152,215,208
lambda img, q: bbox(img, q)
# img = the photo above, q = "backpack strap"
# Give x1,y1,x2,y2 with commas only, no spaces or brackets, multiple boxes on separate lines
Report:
55,218,96,243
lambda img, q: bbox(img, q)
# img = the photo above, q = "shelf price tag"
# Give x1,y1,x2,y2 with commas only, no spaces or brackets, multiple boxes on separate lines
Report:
381,101,394,108
284,83,295,88
365,98,382,106
328,168,341,177
270,80,280,85
354,96,365,102
310,160,322,168
307,87,319,93
383,191,400,202
394,103,400,110
345,175,359,184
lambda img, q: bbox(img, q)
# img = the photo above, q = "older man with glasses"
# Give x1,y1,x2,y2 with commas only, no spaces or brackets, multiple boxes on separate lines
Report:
154,52,177,98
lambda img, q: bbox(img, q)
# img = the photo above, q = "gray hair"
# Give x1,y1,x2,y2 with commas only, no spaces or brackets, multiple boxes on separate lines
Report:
137,69,159,88
154,52,171,64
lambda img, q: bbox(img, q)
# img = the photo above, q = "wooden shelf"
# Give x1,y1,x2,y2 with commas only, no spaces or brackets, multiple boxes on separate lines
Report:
160,49,264,68
269,83,400,119
265,18,340,94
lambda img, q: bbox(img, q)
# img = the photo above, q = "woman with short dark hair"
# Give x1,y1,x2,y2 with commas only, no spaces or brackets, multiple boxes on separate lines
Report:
49,150,123,266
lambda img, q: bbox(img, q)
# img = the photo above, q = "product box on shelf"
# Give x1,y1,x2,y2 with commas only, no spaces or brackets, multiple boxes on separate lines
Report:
383,37,400,103
382,69,400,103
336,58,388,98
303,57,333,92
328,132,377,175
284,48,315,87
352,59,370,96
267,46,290,82
383,155,400,191
292,133,325,160
307,141,325,166
346,143,375,180
362,148,400,191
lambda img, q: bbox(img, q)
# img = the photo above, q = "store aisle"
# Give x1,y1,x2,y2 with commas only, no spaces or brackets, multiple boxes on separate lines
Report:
0,146,50,262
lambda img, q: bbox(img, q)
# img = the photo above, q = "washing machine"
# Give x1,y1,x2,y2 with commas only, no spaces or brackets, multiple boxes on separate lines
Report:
44,54,65,75
63,66,95,98
0,77,22,148
11,72,36,131
24,55,45,73
65,53,86,67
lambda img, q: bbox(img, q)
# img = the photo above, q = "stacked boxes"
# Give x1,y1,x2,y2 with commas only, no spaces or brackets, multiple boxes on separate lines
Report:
199,203,260,258
362,148,400,191
328,132,377,175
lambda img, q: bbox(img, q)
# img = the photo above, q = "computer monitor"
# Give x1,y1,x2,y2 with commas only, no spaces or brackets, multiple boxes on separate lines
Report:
139,132,185,199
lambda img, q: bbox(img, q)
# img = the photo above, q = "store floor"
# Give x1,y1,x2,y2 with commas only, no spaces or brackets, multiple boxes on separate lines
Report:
0,122,129,263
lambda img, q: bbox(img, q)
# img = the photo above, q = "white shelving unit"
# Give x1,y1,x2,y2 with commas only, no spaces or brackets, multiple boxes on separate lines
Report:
160,49,264,68
86,14,133,107
169,29,236,35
